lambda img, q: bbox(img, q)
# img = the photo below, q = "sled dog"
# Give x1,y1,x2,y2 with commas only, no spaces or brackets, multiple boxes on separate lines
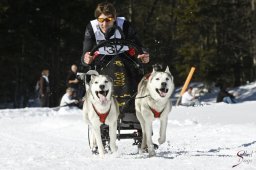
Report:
135,66,174,157
83,74,119,157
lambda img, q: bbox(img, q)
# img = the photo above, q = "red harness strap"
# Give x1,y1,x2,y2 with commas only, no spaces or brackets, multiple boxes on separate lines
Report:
149,107,163,118
92,104,111,124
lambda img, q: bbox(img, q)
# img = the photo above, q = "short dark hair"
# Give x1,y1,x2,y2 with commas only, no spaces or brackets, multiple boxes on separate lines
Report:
41,69,49,76
94,2,116,18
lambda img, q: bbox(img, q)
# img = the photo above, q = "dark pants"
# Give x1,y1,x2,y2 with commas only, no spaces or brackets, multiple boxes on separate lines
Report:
223,97,236,104
40,95,49,107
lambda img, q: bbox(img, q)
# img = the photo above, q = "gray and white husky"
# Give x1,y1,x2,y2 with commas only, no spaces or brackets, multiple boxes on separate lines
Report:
135,67,175,157
83,74,119,157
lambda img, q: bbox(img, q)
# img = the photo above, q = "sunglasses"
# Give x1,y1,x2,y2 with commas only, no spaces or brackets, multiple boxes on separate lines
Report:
97,17,114,23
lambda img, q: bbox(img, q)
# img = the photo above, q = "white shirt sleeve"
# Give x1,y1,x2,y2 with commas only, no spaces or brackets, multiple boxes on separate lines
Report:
181,91,194,104
60,93,76,106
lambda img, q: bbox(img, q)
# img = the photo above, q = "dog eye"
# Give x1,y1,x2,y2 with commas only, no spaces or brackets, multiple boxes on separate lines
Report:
166,78,169,81
156,78,160,80
104,80,108,83
94,81,98,84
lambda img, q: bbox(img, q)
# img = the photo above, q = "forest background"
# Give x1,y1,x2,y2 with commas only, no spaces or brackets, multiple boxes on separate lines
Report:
1,0,256,107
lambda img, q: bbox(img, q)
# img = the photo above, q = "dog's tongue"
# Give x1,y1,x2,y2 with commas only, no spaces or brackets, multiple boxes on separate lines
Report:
160,91,166,97
98,93,107,103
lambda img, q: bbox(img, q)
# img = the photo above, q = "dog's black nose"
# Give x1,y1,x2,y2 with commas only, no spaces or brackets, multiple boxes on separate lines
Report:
99,85,105,90
161,82,167,87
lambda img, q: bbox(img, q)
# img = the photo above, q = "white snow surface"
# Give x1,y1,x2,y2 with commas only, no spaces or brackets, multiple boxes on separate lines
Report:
1,82,256,170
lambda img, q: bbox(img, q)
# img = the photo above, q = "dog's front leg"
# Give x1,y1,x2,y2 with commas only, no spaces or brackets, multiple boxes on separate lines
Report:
135,110,146,152
109,121,118,153
89,126,97,150
83,109,90,125
145,120,155,157
92,125,105,157
140,124,147,152
158,116,168,145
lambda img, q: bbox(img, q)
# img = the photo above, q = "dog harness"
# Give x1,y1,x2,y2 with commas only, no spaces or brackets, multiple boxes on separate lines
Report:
149,106,163,118
92,104,111,124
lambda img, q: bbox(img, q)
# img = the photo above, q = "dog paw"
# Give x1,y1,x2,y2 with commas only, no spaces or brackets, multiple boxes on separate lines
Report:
91,147,99,154
138,148,147,154
148,149,156,157
111,145,118,153
158,137,166,145
99,154,105,159
140,141,146,149
98,150,105,158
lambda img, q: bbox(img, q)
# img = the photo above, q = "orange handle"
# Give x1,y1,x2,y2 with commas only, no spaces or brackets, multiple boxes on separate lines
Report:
180,67,196,96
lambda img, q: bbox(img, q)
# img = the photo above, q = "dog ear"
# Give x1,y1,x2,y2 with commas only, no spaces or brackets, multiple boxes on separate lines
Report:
85,83,90,92
152,67,156,74
86,70,99,76
165,66,171,74
90,75,96,81
106,75,113,83
165,66,174,81
85,70,99,84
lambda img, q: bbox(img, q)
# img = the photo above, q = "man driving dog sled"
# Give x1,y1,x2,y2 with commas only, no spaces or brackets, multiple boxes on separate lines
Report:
81,2,149,119
81,2,152,154
82,2,149,66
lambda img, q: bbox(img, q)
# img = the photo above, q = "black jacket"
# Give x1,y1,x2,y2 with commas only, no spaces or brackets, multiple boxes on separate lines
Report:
82,20,143,58
216,88,235,103
66,71,79,89
39,76,50,96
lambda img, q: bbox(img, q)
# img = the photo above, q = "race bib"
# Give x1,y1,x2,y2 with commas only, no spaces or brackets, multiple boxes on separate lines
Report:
98,45,129,55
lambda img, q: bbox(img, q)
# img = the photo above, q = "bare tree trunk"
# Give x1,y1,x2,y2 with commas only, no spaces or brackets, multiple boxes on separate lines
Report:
143,0,159,35
51,15,61,107
128,0,133,22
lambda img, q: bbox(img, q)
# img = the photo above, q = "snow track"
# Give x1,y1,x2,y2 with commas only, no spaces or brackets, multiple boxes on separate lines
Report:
0,103,256,170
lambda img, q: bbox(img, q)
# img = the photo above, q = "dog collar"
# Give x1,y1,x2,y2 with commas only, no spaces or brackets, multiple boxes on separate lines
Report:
92,104,111,124
149,106,163,118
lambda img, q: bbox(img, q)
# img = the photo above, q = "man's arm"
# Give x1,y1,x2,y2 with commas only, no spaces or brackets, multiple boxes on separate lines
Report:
39,77,44,96
82,23,95,56
81,23,96,65
66,72,78,85
123,21,149,63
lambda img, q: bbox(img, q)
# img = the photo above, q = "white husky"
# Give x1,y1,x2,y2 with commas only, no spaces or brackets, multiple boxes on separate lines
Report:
135,67,175,157
83,74,119,157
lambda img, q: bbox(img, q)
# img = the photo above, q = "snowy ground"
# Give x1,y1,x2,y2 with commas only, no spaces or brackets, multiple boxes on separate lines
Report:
0,82,256,170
